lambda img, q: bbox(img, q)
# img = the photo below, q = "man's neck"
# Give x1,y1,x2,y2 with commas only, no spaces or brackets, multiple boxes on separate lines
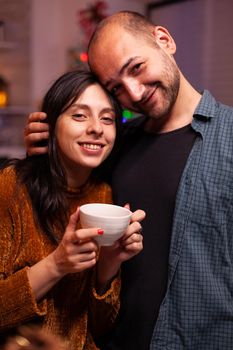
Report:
144,76,202,134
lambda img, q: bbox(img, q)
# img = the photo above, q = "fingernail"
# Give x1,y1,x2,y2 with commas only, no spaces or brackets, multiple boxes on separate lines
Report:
98,229,104,235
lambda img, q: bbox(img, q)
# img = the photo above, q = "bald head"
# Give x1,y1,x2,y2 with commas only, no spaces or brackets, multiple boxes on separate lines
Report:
88,11,157,55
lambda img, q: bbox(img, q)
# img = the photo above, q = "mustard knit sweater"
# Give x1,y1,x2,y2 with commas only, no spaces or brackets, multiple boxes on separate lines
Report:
0,167,120,349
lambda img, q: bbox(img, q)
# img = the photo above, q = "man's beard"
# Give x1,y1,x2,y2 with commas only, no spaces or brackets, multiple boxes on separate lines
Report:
136,56,180,120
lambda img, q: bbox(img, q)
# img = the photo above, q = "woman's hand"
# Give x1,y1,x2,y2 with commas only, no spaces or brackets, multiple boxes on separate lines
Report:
96,206,146,292
50,207,101,277
3,325,66,350
24,112,49,156
27,207,101,300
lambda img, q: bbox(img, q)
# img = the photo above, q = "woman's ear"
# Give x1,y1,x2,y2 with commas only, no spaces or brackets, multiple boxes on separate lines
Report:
152,26,176,54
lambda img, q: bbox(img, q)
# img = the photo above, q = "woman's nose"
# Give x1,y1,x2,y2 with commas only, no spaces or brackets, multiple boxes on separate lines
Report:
86,119,103,134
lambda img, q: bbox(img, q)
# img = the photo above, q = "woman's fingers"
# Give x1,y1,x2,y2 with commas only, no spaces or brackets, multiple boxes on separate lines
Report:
65,207,104,243
122,232,143,250
78,250,97,262
63,239,99,255
69,227,104,244
52,240,98,275
65,207,80,234
119,208,145,246
9,325,66,350
130,209,146,223
121,221,142,241
119,219,143,254
52,213,103,274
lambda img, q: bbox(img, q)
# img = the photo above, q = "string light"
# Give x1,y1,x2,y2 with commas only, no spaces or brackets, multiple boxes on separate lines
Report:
122,109,133,123
79,52,88,62
0,91,7,107
0,76,8,108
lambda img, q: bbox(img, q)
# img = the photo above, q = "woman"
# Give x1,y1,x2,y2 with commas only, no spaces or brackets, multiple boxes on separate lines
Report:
0,68,145,349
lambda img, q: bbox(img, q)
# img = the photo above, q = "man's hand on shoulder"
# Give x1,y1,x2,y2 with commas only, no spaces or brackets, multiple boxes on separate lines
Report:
24,112,49,156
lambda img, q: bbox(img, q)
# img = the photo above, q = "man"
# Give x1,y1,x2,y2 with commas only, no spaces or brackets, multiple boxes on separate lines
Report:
25,11,233,350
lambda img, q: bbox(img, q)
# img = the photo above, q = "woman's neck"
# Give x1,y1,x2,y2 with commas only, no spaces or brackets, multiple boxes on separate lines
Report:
66,169,92,189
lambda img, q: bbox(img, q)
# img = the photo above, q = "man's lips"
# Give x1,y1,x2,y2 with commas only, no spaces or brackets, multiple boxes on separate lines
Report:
136,85,158,110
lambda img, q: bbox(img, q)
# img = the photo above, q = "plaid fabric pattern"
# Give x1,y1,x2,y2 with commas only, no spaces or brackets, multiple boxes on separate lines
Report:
150,91,233,349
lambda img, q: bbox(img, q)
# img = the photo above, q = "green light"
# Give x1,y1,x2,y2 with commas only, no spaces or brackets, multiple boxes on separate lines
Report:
122,109,133,119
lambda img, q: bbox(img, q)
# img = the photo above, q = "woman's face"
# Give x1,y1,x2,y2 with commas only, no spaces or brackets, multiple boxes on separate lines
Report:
55,83,116,186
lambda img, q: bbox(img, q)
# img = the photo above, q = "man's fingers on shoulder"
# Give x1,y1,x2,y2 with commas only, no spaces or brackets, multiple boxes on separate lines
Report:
27,146,48,156
25,132,49,143
28,112,47,123
26,122,49,134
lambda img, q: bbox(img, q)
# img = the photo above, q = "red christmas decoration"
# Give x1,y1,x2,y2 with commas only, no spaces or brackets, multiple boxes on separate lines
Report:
78,1,108,48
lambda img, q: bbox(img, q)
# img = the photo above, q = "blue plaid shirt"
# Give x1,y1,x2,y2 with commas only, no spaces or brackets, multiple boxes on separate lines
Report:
150,90,233,349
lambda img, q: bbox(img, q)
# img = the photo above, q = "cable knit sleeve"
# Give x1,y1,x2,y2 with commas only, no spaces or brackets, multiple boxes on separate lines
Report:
0,168,47,331
88,267,121,339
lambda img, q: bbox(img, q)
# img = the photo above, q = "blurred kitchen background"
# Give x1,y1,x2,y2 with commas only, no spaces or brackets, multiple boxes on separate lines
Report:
0,0,233,160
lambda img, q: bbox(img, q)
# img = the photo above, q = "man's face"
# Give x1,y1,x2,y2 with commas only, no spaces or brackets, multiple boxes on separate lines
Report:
89,28,180,120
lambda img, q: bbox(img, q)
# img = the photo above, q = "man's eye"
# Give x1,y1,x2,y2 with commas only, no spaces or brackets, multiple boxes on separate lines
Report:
111,85,121,95
132,63,142,74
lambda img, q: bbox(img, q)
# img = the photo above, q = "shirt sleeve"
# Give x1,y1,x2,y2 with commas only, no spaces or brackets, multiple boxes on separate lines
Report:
0,268,47,330
88,269,121,339
0,170,47,331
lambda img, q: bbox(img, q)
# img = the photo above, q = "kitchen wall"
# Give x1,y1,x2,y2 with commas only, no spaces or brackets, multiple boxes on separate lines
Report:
0,0,146,108
30,0,146,108
0,0,31,106
0,0,146,158
148,0,233,106
1,0,233,108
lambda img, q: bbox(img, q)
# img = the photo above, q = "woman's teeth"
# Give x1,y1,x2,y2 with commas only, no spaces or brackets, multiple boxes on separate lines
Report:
82,143,102,150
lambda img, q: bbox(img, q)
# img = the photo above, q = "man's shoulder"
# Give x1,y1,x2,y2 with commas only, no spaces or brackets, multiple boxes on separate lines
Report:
198,90,233,118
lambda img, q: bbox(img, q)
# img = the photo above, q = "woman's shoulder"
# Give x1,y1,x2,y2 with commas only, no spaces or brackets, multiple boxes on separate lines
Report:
0,166,22,202
0,165,17,188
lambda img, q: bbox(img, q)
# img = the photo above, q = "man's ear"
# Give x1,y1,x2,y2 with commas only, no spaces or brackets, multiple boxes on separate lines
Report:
152,26,176,54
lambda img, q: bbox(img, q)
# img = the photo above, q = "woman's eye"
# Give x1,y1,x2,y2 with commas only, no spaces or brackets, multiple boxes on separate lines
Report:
72,114,86,120
101,116,115,124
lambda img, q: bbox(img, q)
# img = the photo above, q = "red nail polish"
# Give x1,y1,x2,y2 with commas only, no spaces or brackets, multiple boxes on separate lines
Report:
98,229,104,235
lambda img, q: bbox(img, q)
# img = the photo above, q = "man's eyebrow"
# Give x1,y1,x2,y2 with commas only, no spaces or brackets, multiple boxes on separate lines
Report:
104,56,140,88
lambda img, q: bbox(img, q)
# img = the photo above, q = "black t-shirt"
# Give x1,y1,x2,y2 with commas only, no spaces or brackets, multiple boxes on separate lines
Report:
100,117,196,350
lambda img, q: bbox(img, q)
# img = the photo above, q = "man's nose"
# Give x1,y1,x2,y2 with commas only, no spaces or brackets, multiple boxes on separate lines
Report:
86,118,103,134
124,78,145,102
